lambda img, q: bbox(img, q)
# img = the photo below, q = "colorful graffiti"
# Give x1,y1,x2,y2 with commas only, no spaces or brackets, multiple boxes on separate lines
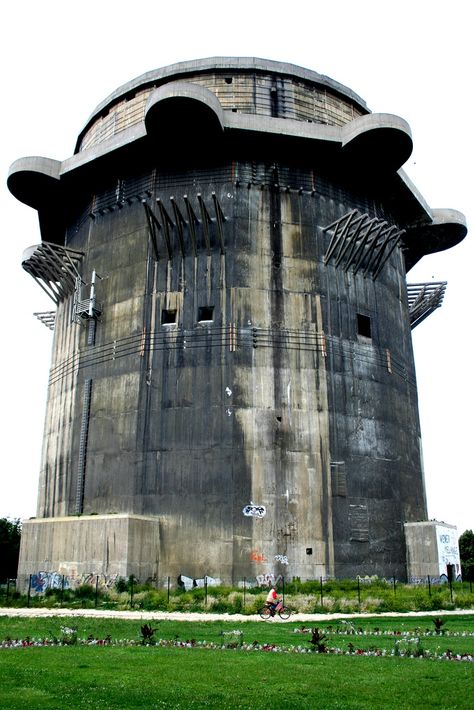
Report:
29,571,118,593
250,550,265,562
30,571,65,592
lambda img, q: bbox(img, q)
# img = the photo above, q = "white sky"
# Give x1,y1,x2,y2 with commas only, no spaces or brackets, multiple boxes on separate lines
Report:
1,1,472,536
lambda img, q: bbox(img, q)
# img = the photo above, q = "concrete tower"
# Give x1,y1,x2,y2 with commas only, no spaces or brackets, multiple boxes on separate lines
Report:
9,58,467,588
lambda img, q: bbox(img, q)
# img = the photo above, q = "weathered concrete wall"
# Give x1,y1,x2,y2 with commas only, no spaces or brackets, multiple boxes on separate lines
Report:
17,514,160,591
12,59,465,586
32,162,425,583
405,521,460,580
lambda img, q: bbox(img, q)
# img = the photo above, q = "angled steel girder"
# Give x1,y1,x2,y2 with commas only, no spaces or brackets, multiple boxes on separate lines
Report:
142,193,227,260
323,209,404,279
407,282,447,328
22,242,84,304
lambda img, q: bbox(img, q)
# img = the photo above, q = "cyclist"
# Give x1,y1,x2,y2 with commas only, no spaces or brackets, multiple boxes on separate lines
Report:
265,585,281,616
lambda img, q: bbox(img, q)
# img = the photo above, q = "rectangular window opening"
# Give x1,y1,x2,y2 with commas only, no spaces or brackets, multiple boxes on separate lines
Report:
357,313,371,339
162,308,177,325
198,306,214,323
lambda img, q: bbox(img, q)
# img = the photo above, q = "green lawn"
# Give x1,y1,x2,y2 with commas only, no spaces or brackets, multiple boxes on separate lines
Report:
0,615,473,709
1,614,473,654
1,646,473,709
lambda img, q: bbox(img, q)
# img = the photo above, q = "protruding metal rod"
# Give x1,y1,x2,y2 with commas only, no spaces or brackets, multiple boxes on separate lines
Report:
211,192,226,255
197,193,212,255
170,197,186,258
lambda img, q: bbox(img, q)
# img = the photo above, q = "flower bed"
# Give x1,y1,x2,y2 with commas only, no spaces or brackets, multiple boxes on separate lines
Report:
1,634,472,662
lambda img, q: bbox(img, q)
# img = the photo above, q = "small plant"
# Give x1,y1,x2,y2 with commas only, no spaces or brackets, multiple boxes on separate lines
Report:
413,639,424,658
309,627,328,653
115,577,128,593
140,623,157,644
60,626,78,645
433,617,446,635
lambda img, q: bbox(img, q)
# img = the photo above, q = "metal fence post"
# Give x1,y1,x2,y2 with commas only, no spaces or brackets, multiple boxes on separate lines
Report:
95,575,99,608
282,576,285,606
27,574,32,607
243,577,246,609
427,575,431,597
393,576,396,595
130,575,134,607
167,576,170,604
320,576,323,607
60,575,65,606
357,576,361,609
205,577,208,606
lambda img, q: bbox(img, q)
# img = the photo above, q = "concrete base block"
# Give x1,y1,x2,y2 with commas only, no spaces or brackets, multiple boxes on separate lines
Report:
17,514,160,592
405,521,460,581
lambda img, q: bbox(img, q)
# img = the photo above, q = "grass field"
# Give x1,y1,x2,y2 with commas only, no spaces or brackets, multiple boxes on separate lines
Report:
1,614,473,709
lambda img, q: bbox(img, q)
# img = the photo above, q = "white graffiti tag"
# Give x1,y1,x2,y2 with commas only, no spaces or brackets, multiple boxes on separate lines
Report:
242,502,266,518
274,554,289,565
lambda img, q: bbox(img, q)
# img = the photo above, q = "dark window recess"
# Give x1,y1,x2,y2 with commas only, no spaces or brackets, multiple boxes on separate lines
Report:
306,547,313,555
349,504,369,542
162,309,177,325
357,313,372,339
224,77,233,85
198,306,214,322
331,462,347,497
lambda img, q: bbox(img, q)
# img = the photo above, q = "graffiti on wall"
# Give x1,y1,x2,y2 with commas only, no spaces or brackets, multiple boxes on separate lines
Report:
274,554,288,565
31,572,65,593
250,550,265,562
256,573,283,587
436,526,461,577
242,502,266,518
30,571,118,593
177,575,221,591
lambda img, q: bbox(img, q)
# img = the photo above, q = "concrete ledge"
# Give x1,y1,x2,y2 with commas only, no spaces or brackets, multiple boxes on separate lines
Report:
404,207,468,268
7,156,61,209
145,82,224,137
341,113,413,172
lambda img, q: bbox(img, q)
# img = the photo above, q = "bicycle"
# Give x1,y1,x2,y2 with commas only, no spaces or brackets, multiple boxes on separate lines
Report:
259,601,291,620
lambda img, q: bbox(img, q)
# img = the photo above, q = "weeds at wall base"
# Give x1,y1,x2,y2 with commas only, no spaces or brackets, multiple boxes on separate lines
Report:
1,578,473,614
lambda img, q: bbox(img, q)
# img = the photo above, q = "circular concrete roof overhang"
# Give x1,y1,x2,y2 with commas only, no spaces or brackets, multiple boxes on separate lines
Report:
7,157,61,209
144,82,225,143
404,208,468,268
341,113,413,173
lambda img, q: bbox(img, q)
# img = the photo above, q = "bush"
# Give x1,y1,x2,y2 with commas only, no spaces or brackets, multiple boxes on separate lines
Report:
74,584,97,600
115,577,128,593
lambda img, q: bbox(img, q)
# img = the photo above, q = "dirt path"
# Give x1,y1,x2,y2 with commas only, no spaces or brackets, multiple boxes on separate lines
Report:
1,607,473,623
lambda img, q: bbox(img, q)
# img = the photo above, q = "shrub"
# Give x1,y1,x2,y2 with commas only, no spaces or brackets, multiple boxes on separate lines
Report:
74,584,97,600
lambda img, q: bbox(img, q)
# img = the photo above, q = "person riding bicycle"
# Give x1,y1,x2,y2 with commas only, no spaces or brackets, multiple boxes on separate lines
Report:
265,586,281,616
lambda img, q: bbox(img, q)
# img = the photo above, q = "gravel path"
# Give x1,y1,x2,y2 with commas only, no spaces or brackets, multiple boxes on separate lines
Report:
1,607,473,623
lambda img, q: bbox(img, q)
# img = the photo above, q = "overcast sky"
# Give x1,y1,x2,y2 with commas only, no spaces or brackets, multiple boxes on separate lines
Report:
1,1,472,537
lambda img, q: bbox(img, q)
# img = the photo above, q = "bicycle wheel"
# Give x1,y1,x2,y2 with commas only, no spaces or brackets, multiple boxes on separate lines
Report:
259,606,272,620
278,606,291,620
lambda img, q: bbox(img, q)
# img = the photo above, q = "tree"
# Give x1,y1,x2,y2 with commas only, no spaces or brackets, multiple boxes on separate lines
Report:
0,518,21,582
459,529,474,582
